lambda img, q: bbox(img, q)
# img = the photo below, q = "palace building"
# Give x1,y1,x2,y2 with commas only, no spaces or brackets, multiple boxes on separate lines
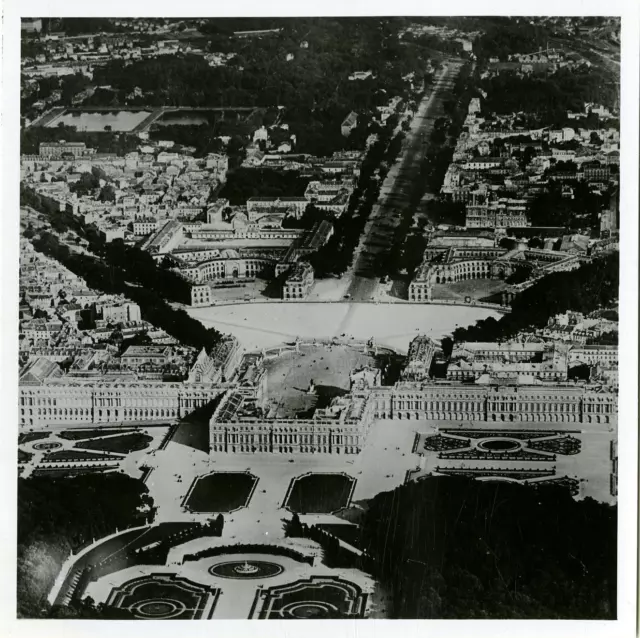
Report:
19,337,243,429
409,244,580,301
209,388,371,455
209,379,616,456
19,380,225,428
208,337,618,457
370,381,616,425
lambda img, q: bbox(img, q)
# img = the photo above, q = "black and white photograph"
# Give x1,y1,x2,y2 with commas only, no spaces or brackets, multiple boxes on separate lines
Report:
2,3,638,637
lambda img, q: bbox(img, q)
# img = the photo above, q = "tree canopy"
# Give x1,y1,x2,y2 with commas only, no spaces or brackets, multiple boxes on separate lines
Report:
452,253,619,343
18,473,153,618
360,476,616,619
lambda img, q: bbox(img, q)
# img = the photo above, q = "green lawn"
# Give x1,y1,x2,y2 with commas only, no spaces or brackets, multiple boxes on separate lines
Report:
18,432,50,445
58,428,136,441
18,449,34,464
285,473,356,514
76,433,153,454
184,472,257,513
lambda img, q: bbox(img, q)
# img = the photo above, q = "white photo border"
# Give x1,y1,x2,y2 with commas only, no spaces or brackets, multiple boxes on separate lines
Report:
1,2,637,638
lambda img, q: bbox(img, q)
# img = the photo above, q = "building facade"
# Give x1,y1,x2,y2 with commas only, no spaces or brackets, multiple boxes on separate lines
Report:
409,245,579,301
465,198,529,228
19,381,225,428
371,382,616,425
282,262,314,300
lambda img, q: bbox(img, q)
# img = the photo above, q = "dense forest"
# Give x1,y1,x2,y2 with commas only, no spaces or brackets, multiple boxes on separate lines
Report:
479,68,618,124
91,20,427,111
442,252,619,351
473,19,551,62
360,476,616,619
18,473,152,618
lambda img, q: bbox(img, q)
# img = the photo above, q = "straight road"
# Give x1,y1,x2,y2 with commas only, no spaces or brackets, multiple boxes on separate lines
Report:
344,60,464,302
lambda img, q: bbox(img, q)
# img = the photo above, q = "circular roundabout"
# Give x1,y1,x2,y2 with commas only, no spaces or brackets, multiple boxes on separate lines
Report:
281,601,339,618
129,598,187,619
477,438,522,453
208,560,285,580
32,441,63,451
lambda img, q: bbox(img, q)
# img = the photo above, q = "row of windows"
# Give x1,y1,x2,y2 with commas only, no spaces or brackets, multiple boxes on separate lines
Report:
449,371,565,379
21,394,211,408
22,407,90,416
212,444,360,454
213,431,359,445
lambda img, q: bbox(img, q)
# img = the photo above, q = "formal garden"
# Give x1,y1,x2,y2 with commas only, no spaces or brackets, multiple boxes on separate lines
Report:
76,433,153,454
283,472,356,514
183,471,258,513
258,576,366,619
57,428,136,441
107,574,219,620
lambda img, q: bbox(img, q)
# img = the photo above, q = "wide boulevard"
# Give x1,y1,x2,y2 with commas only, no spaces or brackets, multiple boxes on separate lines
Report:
345,60,463,302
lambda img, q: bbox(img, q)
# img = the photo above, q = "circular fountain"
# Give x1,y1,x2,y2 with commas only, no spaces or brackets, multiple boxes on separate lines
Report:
234,561,260,575
477,438,522,452
208,559,284,579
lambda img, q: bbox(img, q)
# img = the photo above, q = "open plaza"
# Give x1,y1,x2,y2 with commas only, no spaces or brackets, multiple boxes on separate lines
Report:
186,301,502,352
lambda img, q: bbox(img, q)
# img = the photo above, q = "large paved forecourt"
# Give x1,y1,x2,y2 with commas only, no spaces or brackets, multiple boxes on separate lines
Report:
186,302,500,352
263,344,378,418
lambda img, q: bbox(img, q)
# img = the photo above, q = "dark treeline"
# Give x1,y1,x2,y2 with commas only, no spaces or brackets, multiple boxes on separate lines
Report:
479,68,618,124
285,514,364,570
21,125,140,156
442,253,618,352
32,231,190,303
219,168,310,205
359,477,616,619
18,474,153,618
306,119,403,277
31,232,224,352
473,19,551,62
528,181,609,231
